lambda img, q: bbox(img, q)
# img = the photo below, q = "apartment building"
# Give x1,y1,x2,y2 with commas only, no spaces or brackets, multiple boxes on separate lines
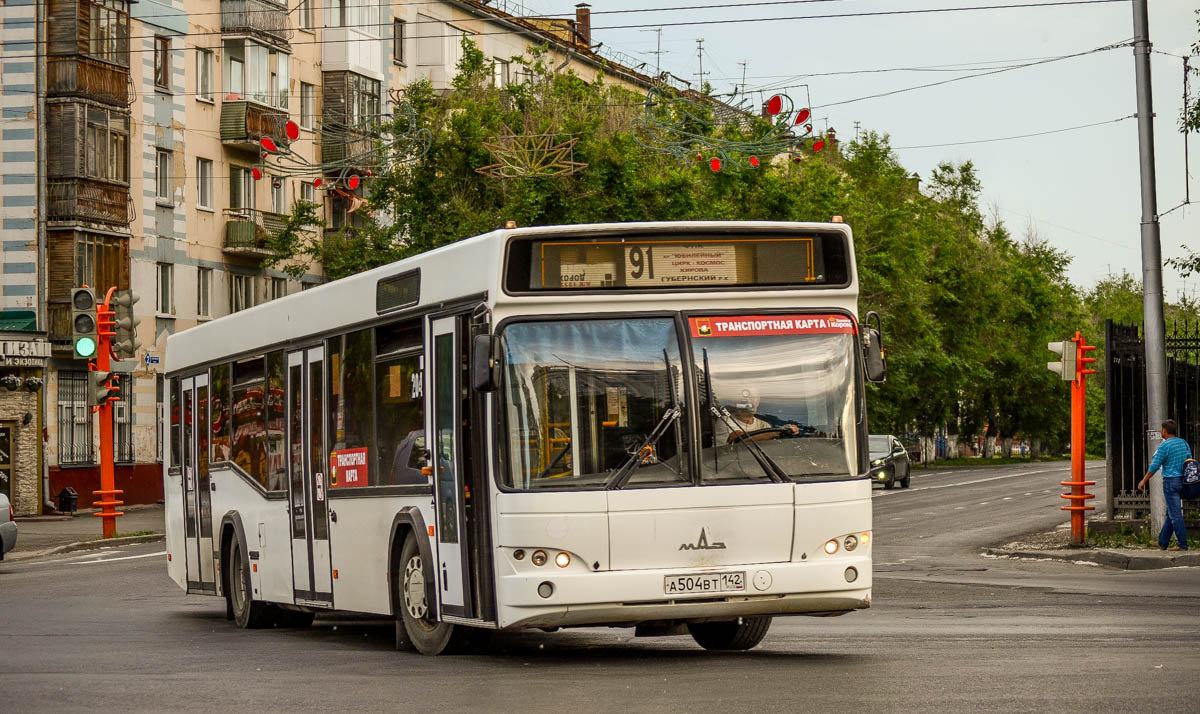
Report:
0,0,658,515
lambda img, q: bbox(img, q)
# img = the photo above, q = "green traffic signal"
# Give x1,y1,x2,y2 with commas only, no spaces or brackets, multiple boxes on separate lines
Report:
75,336,97,358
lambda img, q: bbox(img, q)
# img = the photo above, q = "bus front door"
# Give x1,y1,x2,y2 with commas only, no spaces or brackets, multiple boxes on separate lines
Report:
182,374,217,593
429,317,469,615
287,347,333,608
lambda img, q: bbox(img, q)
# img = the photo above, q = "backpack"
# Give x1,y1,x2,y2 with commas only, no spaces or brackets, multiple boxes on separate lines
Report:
1183,459,1200,500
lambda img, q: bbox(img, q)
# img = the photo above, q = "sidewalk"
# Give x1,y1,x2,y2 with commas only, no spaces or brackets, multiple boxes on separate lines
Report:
7,503,165,562
986,522,1199,570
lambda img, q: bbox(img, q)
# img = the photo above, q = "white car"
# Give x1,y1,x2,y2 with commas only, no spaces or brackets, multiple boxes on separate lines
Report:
0,493,16,559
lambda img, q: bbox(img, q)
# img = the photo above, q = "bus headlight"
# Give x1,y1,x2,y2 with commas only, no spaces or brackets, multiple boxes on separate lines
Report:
824,539,839,555
554,551,571,568
531,550,548,566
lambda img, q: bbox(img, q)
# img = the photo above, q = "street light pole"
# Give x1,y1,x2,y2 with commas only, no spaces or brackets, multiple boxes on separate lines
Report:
1131,0,1166,533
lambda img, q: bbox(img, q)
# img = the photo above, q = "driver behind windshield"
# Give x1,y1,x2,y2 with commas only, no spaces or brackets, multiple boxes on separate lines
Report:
713,386,800,443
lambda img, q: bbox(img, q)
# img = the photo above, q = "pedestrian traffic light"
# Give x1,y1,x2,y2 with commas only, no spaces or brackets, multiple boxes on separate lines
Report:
1047,340,1077,381
111,290,142,360
88,370,118,407
71,287,98,359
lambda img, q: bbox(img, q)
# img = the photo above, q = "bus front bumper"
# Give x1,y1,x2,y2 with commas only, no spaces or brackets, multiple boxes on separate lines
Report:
495,555,871,630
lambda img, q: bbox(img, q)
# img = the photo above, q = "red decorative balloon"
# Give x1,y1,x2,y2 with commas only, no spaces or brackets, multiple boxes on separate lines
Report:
366,170,372,178
766,95,783,116
261,137,278,153
313,177,323,188
260,151,268,159
805,124,813,133
348,175,360,190
795,108,811,125
710,157,721,172
749,156,760,168
696,154,703,161
813,140,825,152
286,120,300,141
252,167,262,180
792,156,802,163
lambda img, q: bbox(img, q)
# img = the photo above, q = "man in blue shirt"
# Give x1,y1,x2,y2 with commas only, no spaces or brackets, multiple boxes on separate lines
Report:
1137,419,1192,551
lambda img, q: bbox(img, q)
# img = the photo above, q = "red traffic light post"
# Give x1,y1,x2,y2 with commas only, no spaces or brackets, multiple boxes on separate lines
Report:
1047,331,1097,545
91,287,124,538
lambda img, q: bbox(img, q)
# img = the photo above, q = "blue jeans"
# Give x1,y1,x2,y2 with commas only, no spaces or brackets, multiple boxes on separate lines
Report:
1158,478,1189,550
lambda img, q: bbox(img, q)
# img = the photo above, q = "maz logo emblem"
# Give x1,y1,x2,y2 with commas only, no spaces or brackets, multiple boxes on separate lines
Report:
679,528,726,551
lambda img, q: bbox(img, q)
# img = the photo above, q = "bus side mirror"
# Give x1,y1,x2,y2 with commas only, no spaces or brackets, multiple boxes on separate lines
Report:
472,334,497,392
863,312,886,383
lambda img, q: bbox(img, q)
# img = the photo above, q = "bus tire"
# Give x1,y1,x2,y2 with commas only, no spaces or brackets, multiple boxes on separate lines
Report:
396,535,458,655
687,616,772,651
229,536,271,629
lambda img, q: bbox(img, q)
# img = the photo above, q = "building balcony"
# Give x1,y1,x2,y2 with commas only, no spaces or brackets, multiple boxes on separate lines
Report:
47,178,133,227
46,56,131,107
319,126,375,169
224,208,286,256
220,99,290,151
221,0,293,47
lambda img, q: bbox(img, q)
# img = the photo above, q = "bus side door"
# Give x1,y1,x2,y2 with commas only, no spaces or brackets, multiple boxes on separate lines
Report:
287,347,334,607
429,316,469,615
181,374,217,593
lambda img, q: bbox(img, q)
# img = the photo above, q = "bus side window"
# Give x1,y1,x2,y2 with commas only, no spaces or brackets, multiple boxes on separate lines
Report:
169,376,181,467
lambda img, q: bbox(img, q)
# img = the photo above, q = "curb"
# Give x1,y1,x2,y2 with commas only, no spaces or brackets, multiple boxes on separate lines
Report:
984,547,1200,570
5,533,165,563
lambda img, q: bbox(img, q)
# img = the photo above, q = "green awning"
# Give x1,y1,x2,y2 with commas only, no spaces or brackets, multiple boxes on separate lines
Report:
0,311,37,332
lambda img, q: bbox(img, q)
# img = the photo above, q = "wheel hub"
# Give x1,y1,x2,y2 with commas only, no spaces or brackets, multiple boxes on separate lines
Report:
403,555,429,620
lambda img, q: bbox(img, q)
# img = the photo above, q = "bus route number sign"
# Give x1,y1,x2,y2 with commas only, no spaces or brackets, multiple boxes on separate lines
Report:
625,244,737,286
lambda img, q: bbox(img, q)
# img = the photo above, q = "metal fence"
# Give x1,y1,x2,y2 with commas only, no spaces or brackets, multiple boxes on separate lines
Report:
1105,319,1200,516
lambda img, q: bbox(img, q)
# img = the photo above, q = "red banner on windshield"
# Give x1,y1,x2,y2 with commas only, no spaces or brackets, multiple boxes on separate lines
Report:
690,314,857,338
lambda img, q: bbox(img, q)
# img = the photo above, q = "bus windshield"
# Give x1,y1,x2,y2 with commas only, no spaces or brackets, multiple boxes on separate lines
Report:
501,318,687,491
691,314,859,484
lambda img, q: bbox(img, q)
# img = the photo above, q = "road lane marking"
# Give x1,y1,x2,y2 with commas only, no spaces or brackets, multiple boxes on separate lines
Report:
872,467,1069,498
69,550,165,565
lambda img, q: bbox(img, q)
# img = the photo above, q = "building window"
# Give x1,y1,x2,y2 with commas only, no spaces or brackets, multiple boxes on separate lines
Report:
113,374,134,463
196,158,213,209
155,149,170,203
330,0,346,27
349,74,380,126
197,267,212,317
299,0,316,30
75,233,125,293
157,262,174,314
300,82,315,129
275,54,289,110
57,371,93,465
300,181,316,205
84,108,129,183
88,0,130,67
197,48,213,100
492,58,510,87
270,176,286,214
223,40,286,107
269,276,286,301
393,19,406,64
230,274,254,313
154,36,170,88
229,166,254,209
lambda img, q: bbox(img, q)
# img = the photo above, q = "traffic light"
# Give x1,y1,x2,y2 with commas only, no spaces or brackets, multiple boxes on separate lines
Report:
1047,340,1077,381
111,290,142,360
88,370,118,407
71,287,98,359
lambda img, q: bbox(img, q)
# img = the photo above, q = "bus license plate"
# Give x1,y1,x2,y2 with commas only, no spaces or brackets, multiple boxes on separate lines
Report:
664,572,745,595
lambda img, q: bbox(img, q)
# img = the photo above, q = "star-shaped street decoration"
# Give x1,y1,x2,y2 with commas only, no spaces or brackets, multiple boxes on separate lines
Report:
476,119,587,178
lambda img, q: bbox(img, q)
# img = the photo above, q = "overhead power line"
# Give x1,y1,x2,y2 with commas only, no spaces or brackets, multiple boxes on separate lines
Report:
0,0,1132,60
893,114,1134,149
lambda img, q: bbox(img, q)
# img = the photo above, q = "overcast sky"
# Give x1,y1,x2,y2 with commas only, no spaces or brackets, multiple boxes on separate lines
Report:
533,0,1198,303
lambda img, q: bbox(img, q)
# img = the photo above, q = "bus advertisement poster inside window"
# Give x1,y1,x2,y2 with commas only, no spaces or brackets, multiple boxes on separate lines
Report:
329,447,369,487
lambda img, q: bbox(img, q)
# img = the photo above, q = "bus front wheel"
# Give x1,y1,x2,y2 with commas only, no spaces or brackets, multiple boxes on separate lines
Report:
228,537,271,629
687,616,772,651
395,535,458,655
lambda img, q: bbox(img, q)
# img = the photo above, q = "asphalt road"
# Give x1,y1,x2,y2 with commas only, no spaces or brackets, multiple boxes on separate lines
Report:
2,461,1197,714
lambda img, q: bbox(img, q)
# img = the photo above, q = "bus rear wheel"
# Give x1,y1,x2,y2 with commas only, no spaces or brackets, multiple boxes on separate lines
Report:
395,535,461,655
687,616,772,651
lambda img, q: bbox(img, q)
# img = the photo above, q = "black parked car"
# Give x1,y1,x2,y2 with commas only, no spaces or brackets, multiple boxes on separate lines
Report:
869,434,911,489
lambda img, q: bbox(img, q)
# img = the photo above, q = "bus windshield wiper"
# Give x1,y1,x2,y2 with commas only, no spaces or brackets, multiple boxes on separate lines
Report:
606,406,680,489
702,348,788,484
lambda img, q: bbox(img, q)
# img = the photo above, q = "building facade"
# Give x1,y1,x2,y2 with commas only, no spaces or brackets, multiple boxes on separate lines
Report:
0,0,657,515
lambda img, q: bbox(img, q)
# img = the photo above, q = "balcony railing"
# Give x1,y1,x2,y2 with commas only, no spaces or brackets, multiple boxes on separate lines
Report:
224,207,287,256
319,124,375,169
221,0,293,45
47,56,131,107
221,99,290,150
47,178,133,227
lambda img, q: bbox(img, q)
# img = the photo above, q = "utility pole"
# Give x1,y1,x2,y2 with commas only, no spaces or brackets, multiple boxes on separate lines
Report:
1131,0,1167,533
737,60,748,98
854,120,862,143
641,28,664,77
695,39,707,93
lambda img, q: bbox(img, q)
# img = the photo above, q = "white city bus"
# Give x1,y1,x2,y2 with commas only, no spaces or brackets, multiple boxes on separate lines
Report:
163,220,886,654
